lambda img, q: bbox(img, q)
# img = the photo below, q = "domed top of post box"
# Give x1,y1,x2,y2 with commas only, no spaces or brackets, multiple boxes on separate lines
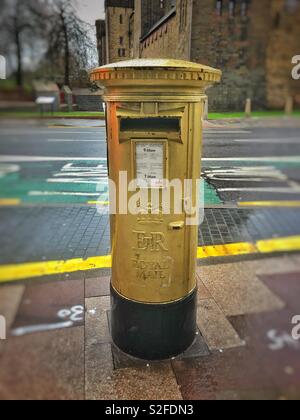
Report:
90,59,221,88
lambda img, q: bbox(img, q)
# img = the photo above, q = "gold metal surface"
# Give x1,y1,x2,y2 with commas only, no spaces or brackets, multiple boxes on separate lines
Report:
90,59,221,304
168,221,185,230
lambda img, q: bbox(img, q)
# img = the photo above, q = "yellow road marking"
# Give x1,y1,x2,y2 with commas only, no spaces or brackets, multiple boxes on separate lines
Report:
0,235,300,283
197,242,257,259
88,201,110,205
257,235,300,253
0,256,112,283
239,201,300,208
0,199,21,206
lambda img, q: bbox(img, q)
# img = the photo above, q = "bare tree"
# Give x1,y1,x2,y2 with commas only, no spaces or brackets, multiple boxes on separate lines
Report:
46,0,96,86
0,0,48,87
0,0,97,88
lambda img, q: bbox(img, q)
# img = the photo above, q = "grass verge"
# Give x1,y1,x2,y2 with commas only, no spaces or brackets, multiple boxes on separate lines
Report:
209,111,300,119
0,111,105,119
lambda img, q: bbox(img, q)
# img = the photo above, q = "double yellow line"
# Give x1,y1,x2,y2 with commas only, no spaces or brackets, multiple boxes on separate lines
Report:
0,235,300,284
238,201,300,208
197,235,300,258
0,199,21,206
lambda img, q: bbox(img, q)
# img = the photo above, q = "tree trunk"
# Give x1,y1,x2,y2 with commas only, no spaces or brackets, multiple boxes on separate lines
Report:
61,12,70,86
15,23,23,88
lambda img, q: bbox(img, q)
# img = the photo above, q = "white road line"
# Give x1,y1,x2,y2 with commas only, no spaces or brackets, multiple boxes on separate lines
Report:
47,179,106,184
48,130,105,133
0,131,103,135
47,139,102,142
204,167,288,181
204,130,252,134
0,156,107,162
204,166,278,171
11,321,74,337
218,187,300,193
202,157,300,162
28,191,100,196
204,169,281,175
206,178,287,182
234,138,300,144
61,165,106,172
53,172,108,177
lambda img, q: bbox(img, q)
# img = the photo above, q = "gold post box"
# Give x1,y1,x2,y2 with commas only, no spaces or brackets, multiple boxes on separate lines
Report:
90,59,221,360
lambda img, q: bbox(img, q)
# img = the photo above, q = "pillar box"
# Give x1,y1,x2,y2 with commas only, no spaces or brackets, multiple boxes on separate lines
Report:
90,59,221,360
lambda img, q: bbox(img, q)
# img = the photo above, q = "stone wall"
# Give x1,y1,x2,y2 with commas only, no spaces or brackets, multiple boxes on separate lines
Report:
73,89,104,112
140,0,169,36
139,0,192,61
191,0,272,111
133,0,142,58
266,0,300,108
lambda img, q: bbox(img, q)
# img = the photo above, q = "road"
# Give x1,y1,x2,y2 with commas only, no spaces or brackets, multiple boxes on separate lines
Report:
0,118,300,272
203,126,300,203
0,121,300,205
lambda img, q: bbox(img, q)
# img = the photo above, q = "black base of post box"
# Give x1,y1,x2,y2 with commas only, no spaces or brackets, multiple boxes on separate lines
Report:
110,284,198,361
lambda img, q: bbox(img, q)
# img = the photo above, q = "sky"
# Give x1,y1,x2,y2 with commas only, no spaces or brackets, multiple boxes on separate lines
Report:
74,0,105,25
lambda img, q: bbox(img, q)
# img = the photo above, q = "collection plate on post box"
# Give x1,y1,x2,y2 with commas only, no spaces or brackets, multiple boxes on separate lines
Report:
133,140,168,188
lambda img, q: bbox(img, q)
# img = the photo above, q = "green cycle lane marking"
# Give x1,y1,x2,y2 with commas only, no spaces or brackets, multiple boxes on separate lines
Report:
0,161,108,204
2,158,299,206
0,161,223,206
202,160,300,169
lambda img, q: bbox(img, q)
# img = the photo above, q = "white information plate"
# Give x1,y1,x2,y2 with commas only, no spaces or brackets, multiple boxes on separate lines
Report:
35,96,56,105
135,142,165,188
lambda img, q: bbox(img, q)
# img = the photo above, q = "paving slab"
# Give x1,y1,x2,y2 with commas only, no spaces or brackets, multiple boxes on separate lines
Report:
11,278,84,337
85,296,111,345
0,285,24,353
106,364,182,401
0,326,84,400
86,343,182,400
198,261,284,316
196,274,212,299
291,254,300,267
229,309,300,400
85,342,115,400
260,271,300,313
85,276,110,298
172,347,280,400
255,255,300,275
197,299,244,351
85,293,182,400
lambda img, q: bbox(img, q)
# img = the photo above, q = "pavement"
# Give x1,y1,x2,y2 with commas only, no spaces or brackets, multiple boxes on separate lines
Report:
0,117,300,400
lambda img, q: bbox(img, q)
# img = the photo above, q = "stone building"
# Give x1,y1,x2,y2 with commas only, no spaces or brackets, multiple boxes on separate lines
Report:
97,0,300,111
99,0,135,64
